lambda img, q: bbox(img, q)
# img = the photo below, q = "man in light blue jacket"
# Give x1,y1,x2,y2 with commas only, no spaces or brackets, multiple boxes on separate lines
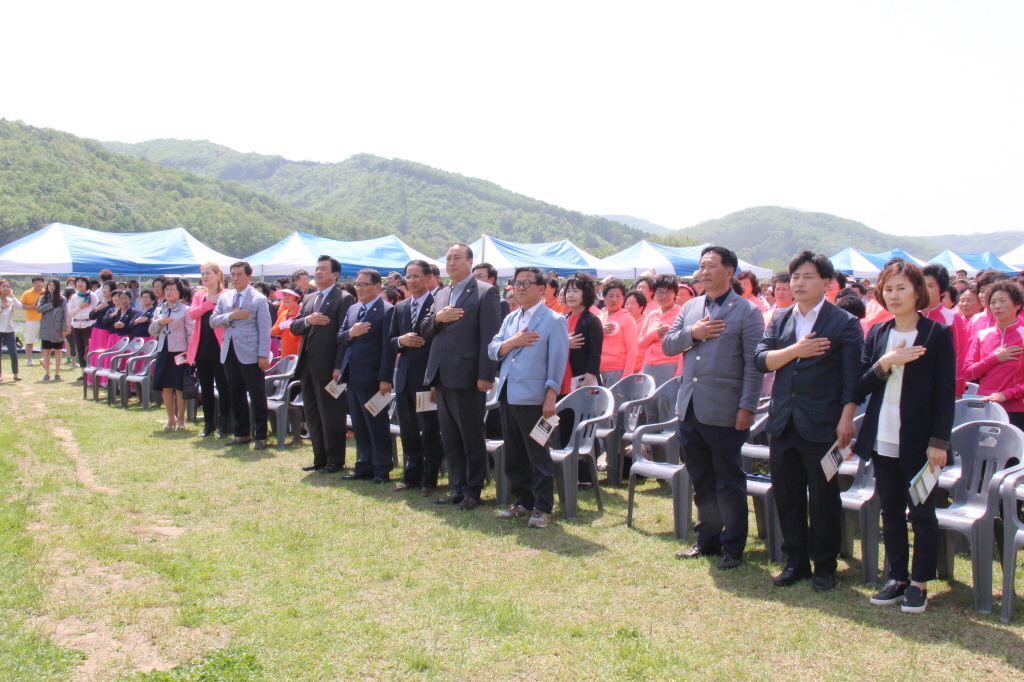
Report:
488,266,569,529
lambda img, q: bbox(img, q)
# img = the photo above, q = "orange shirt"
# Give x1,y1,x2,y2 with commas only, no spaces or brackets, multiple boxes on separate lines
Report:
546,297,565,314
599,308,638,372
272,305,301,358
638,304,682,370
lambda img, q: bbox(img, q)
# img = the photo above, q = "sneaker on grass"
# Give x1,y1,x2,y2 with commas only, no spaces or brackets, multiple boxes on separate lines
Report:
869,579,907,605
901,585,928,613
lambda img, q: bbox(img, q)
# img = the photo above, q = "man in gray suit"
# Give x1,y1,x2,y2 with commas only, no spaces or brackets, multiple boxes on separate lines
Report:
662,245,764,569
422,243,501,510
210,261,272,450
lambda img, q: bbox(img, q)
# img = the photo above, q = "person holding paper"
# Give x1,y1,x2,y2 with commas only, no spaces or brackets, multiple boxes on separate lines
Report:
663,246,764,569
856,260,955,613
386,259,445,496
336,268,395,483
422,243,501,510
188,262,230,439
488,266,569,528
965,281,1024,429
290,255,354,473
754,250,864,591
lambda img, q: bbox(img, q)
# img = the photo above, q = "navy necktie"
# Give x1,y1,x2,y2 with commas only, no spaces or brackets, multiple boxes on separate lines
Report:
357,305,367,322
410,299,419,328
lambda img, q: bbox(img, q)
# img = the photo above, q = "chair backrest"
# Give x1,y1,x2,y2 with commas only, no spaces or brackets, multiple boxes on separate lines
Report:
760,372,775,399
949,421,1024,508
554,386,614,455
954,398,1009,427
127,339,160,374
610,373,655,431
287,380,304,407
645,377,680,425
964,382,979,397
110,339,145,371
266,354,298,400
485,378,502,412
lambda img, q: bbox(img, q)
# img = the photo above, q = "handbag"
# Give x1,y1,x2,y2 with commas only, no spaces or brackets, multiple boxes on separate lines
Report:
182,369,200,401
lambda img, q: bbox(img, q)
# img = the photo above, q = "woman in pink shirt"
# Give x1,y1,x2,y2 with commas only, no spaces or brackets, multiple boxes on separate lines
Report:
623,290,647,373
598,278,637,387
738,270,767,312
965,282,1024,428
638,274,683,387
187,262,230,438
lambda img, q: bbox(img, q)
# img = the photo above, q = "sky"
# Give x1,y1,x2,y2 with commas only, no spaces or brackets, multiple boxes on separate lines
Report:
4,1,1022,237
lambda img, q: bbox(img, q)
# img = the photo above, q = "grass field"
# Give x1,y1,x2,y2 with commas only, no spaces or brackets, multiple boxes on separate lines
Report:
1,356,1023,682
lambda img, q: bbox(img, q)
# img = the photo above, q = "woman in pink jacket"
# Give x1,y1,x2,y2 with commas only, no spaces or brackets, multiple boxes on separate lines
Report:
598,278,637,387
965,281,1024,429
187,263,231,438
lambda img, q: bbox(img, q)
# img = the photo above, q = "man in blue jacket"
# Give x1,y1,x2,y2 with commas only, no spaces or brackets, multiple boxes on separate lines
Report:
754,250,863,592
488,266,569,529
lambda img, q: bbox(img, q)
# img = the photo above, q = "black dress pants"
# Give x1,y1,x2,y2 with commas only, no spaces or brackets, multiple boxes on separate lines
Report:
223,344,268,440
195,359,230,434
436,385,487,499
769,417,842,575
347,385,393,479
500,401,556,513
395,387,444,488
873,454,939,583
70,326,92,368
677,403,750,556
300,368,348,470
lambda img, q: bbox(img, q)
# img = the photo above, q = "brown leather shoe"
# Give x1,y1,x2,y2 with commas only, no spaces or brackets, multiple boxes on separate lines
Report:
224,436,253,447
495,504,530,520
393,483,416,492
420,487,437,497
455,496,478,511
527,510,552,528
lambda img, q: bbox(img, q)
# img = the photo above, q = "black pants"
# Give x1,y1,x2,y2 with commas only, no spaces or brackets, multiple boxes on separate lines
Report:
873,454,939,583
677,403,750,556
347,385,394,479
223,345,268,440
0,331,17,375
501,401,556,513
436,385,487,499
70,326,92,368
769,417,842,575
1009,411,1024,430
195,359,230,434
300,369,348,470
66,328,78,360
395,387,444,488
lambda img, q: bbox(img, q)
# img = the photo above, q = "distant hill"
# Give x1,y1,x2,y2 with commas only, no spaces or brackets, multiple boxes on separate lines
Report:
602,214,673,235
0,120,387,256
105,139,647,255
670,206,1007,269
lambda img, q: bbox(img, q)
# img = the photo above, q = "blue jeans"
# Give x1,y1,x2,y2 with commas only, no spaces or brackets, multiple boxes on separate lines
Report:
0,331,18,375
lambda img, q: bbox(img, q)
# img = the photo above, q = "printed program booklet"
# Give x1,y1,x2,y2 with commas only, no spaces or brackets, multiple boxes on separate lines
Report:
820,440,853,482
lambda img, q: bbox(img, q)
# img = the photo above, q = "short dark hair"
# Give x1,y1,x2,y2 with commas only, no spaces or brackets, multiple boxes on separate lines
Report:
231,261,253,277
89,280,100,289
31,276,44,283
700,245,739,273
276,276,292,288
140,288,156,304
563,272,596,308
771,271,790,286
357,268,382,285
381,284,402,304
634,276,655,291
317,255,342,274
850,281,866,297
987,281,1024,314
976,269,1009,292
945,286,960,305
546,277,560,290
448,243,473,261
653,273,679,295
737,270,761,297
162,276,192,304
602,277,628,299
834,271,848,289
875,261,930,312
341,282,356,296
405,259,431,277
921,263,950,295
152,276,167,287
429,263,441,277
101,280,118,295
473,262,498,282
252,281,271,297
514,266,545,287
730,278,744,295
292,268,310,280
75,275,90,286
836,289,866,319
788,250,835,281
624,289,647,310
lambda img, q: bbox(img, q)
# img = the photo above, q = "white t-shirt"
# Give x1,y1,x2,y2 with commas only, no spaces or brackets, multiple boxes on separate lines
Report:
874,328,919,457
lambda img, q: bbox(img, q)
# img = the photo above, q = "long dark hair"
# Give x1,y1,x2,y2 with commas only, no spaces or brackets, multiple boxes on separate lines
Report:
41,278,64,307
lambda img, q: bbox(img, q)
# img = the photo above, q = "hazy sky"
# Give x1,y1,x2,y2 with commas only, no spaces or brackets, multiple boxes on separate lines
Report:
5,1,1022,236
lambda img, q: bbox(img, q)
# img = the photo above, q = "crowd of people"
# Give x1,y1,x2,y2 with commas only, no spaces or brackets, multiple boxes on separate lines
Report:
3,243,1021,614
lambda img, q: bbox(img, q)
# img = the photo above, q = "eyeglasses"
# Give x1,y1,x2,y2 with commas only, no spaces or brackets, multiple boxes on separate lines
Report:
353,282,375,288
513,281,539,290
653,289,674,297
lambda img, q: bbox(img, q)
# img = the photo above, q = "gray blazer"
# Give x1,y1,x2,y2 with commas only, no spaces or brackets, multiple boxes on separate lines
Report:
662,289,764,428
210,286,272,364
35,296,68,343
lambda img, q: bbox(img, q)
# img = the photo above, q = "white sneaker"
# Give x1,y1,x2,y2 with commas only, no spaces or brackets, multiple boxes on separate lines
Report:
26,360,34,366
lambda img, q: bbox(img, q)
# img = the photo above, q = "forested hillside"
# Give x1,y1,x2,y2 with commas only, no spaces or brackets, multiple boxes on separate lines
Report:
104,139,648,255
0,120,390,256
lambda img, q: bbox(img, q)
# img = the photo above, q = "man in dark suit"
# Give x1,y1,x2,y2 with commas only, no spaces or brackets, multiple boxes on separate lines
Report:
754,250,864,592
290,255,354,473
385,259,444,496
338,268,395,483
473,262,511,320
422,243,501,510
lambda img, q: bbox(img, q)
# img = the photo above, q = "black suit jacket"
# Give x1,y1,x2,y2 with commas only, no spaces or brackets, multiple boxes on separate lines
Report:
385,292,434,393
422,279,500,389
853,315,956,472
754,300,864,443
291,285,354,380
567,309,603,384
336,297,394,391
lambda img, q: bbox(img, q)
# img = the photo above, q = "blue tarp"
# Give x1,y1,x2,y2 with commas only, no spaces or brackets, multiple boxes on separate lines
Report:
467,235,633,277
243,232,441,277
927,250,1017,276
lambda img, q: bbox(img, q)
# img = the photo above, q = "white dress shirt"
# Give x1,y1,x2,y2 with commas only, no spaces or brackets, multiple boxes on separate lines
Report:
517,299,545,331
793,297,826,340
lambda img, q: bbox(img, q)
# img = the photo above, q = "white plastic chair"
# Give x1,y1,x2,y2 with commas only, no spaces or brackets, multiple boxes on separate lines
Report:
999,463,1024,623
597,373,655,487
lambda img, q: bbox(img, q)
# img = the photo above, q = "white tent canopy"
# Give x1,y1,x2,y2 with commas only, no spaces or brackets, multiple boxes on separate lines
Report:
603,240,771,279
468,235,634,278
243,232,442,277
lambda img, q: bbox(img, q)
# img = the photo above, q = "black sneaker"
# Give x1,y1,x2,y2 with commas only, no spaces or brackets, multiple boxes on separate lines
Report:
869,579,907,605
901,585,928,613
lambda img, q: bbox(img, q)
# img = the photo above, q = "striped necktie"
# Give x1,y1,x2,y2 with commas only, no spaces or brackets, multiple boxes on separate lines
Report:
357,304,367,322
410,299,419,328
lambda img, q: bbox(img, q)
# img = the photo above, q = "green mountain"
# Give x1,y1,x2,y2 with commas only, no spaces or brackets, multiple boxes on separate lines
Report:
602,214,673,235
670,206,1014,270
0,120,388,257
103,139,647,255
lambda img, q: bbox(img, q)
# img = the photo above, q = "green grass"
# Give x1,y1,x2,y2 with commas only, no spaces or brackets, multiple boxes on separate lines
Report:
1,359,1024,681
117,650,262,681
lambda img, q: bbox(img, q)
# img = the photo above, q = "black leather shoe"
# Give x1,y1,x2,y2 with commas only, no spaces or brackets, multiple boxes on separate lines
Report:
224,437,253,447
812,574,837,592
455,496,478,510
773,567,812,587
675,544,722,559
717,552,742,570
434,493,464,505
301,464,322,472
201,427,216,438
216,430,230,439
321,466,343,474
253,440,268,451
341,472,372,480
372,477,388,484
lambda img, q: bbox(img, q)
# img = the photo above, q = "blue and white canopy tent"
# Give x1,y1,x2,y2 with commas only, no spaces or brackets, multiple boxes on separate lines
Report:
830,247,931,279
467,235,634,278
1000,243,1024,272
927,249,1017,277
244,232,442,278
603,240,771,279
0,223,238,276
